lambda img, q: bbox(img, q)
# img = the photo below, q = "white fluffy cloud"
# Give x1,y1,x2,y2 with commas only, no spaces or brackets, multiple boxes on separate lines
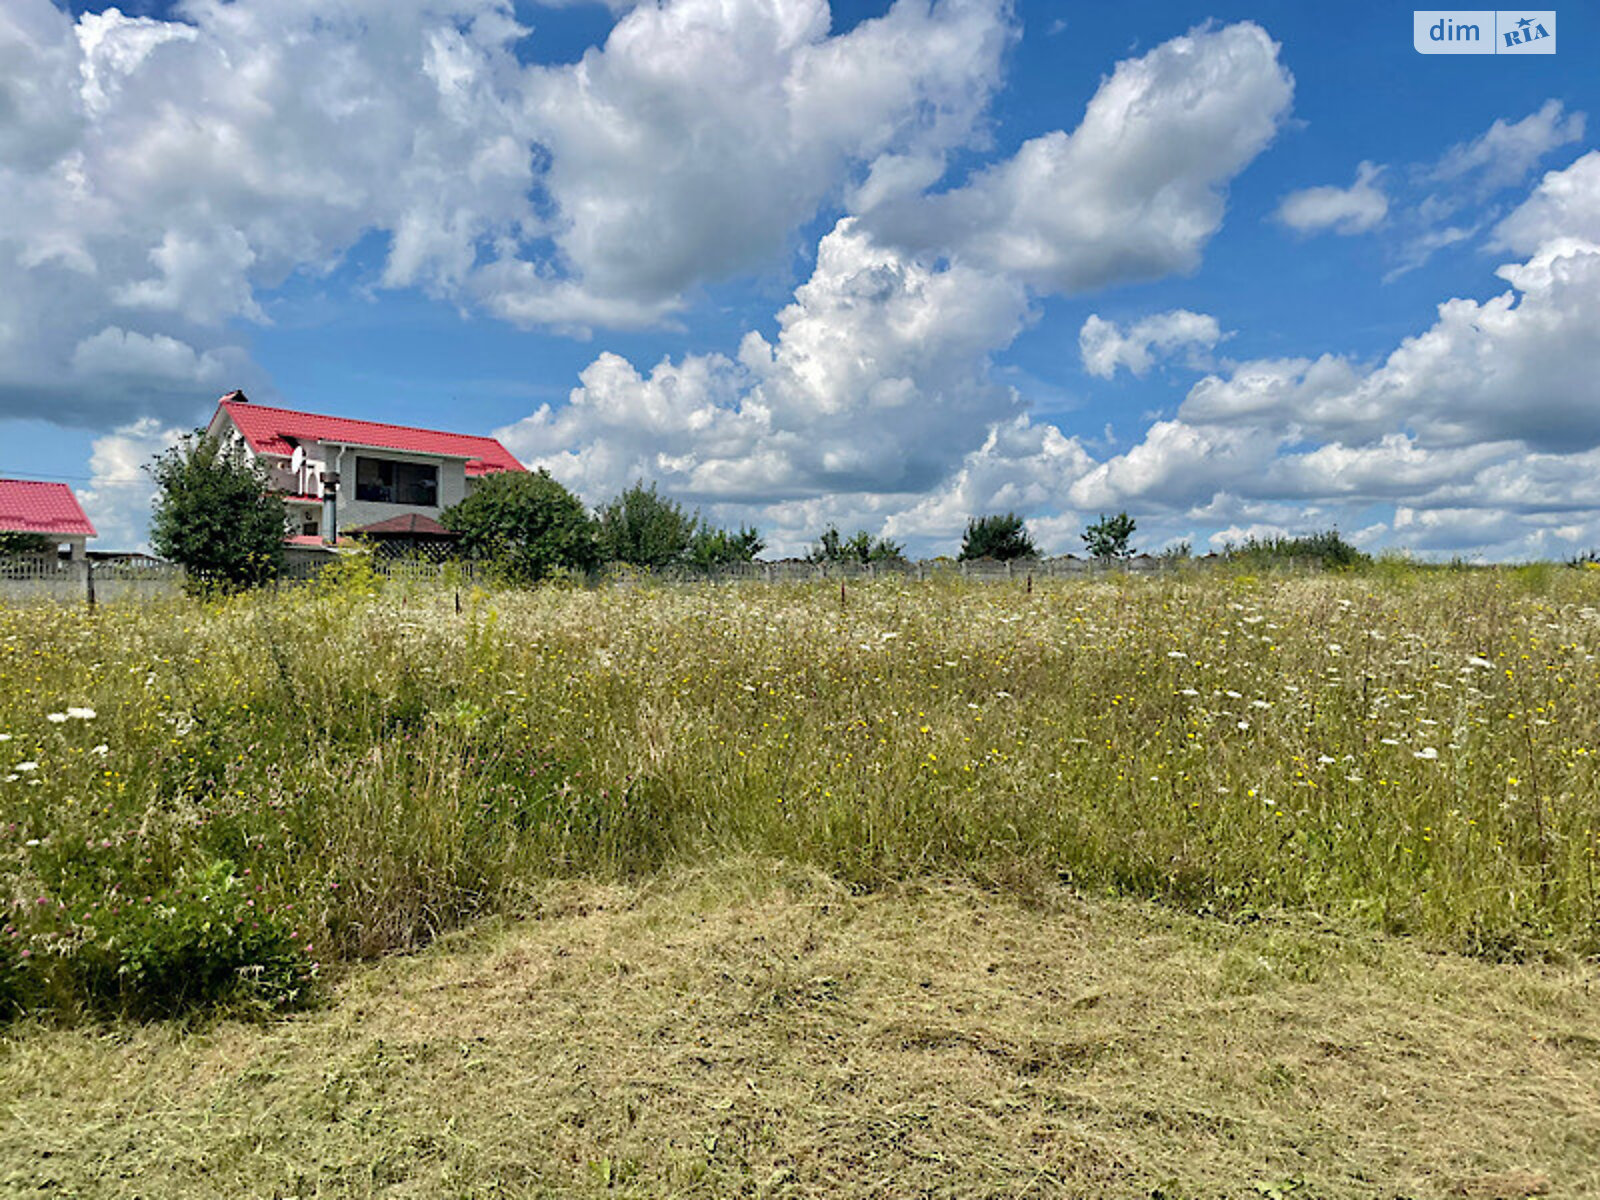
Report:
497,21,1295,553
1432,99,1585,194
1275,161,1388,235
501,0,1014,323
0,0,1015,423
76,417,186,551
498,218,1032,513
1079,310,1222,379
862,21,1293,292
1068,150,1600,560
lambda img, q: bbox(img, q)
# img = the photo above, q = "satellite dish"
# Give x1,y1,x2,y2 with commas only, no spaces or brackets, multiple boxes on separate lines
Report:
290,446,305,474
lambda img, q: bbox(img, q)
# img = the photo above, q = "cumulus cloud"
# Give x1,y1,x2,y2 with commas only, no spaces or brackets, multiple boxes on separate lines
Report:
863,21,1294,292
1079,309,1222,379
1275,161,1388,235
1490,149,1600,253
496,21,1294,553
497,218,1032,508
0,0,1016,424
76,417,186,551
1064,151,1600,560
510,0,1015,319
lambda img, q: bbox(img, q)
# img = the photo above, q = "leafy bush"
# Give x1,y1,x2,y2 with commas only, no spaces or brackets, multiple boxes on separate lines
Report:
148,431,286,592
312,547,385,599
6,859,314,1019
596,481,698,569
687,523,765,569
806,525,904,565
0,532,55,558
1223,530,1369,570
958,513,1037,562
442,469,599,585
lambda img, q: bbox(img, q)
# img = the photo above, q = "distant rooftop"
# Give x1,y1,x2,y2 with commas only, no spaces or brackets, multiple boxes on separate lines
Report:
216,392,526,478
0,479,96,538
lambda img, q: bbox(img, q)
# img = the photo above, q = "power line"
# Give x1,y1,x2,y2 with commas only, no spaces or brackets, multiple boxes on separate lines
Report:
0,467,148,485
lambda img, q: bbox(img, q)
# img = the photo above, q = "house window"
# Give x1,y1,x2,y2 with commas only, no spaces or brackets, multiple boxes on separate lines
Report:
354,456,438,506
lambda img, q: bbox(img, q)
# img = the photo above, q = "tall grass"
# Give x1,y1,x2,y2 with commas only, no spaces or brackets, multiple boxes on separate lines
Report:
4,566,1600,1016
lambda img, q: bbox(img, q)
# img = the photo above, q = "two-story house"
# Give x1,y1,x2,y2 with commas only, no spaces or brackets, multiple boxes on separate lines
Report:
205,391,525,545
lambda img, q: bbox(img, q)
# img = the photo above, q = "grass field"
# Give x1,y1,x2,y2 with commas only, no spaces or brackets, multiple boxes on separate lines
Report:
7,567,1600,1011
4,567,1600,1194
4,861,1598,1198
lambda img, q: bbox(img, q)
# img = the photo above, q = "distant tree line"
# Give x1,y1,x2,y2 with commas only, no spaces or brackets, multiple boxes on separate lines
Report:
137,432,1371,590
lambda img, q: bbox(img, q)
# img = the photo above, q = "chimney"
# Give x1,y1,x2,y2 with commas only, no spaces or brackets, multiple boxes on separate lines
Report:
321,471,340,545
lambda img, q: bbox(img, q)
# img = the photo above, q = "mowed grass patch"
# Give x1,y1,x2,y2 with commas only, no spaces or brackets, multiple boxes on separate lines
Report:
2,860,1597,1198
4,567,1600,1018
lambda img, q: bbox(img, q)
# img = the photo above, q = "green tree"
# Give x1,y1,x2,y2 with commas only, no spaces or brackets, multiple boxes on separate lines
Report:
595,481,698,569
0,531,56,557
1081,511,1137,561
148,432,286,591
441,469,598,584
958,512,1037,562
806,525,905,565
687,523,765,570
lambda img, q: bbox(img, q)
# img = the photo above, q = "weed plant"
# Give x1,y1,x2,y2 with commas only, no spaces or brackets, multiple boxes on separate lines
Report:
3,567,1600,1018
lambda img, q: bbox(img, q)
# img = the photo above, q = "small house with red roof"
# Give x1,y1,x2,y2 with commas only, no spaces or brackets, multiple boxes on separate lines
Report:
0,479,97,561
205,391,525,545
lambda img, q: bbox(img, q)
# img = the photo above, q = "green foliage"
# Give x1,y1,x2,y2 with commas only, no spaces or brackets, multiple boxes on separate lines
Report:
806,525,905,565
596,481,698,569
312,548,385,600
687,523,765,570
441,469,598,585
958,513,1037,562
1158,540,1193,562
1081,511,1137,561
1223,530,1370,570
147,431,286,591
0,531,56,557
7,858,313,1019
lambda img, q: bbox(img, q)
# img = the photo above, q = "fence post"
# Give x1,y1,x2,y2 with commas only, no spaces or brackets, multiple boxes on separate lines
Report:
85,560,95,611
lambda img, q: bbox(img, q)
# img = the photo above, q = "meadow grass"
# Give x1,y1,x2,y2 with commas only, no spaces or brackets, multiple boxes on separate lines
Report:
5,861,1598,1198
4,565,1600,1017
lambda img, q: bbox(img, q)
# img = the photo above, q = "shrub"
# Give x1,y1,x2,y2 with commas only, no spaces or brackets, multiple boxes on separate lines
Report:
959,513,1037,562
687,524,765,569
7,859,314,1019
442,469,599,585
0,532,56,558
596,481,698,569
1223,530,1369,570
807,525,904,565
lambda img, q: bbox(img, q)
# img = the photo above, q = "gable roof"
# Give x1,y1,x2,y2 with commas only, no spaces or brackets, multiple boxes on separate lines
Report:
216,393,525,478
0,479,97,538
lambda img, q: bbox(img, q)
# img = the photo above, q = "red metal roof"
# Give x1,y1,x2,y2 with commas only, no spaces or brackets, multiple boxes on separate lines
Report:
218,395,525,478
0,480,96,538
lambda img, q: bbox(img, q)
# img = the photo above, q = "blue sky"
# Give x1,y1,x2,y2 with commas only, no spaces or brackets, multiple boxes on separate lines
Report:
3,1,1598,558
